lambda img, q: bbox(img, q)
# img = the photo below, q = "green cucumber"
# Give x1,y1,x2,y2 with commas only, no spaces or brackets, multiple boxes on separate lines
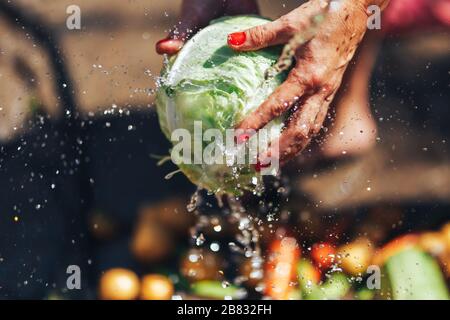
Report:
304,273,351,300
191,281,246,299
385,248,449,300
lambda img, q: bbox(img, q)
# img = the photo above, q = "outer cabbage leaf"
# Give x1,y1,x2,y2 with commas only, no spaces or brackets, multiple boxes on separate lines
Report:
156,15,287,194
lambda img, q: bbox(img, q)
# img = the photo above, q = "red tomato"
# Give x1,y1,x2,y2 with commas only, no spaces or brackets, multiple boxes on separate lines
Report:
311,242,336,270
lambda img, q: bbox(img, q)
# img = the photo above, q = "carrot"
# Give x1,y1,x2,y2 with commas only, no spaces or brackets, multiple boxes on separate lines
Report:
264,237,300,300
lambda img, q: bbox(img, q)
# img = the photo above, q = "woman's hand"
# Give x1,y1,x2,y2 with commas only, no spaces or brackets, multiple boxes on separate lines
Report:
229,0,387,166
156,0,259,55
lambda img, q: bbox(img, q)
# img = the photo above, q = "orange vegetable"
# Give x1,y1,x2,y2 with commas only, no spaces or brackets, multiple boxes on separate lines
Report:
337,238,374,276
311,242,336,270
372,234,419,266
264,237,300,300
99,268,140,300
140,274,174,300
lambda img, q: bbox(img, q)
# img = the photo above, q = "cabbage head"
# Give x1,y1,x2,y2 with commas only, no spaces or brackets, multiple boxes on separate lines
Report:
155,16,287,195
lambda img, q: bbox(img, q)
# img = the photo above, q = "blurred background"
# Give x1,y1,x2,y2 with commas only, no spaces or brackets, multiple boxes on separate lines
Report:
0,0,449,300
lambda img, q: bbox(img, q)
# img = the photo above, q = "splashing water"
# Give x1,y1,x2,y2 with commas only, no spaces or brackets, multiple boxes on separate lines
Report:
184,188,266,295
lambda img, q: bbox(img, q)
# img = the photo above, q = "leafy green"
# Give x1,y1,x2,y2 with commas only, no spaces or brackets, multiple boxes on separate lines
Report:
156,16,287,194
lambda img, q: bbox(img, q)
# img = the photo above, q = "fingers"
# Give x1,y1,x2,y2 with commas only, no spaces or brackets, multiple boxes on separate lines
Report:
262,88,333,166
155,14,198,56
228,18,294,51
155,38,184,55
236,69,308,132
156,0,226,55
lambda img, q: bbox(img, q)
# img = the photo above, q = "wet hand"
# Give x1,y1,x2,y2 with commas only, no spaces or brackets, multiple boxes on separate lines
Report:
156,0,259,55
229,0,378,166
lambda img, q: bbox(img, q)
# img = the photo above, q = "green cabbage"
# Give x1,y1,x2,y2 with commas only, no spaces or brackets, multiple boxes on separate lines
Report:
156,16,287,195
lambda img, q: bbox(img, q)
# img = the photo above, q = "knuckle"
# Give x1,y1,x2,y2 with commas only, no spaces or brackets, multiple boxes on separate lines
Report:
288,69,305,84
249,26,266,47
270,101,288,118
320,83,338,101
289,69,314,91
279,16,297,34
321,84,335,96
292,120,310,141
294,129,309,142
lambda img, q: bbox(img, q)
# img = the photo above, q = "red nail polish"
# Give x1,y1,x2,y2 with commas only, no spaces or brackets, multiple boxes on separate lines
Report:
156,38,184,55
156,37,171,46
236,133,250,145
254,160,270,172
227,32,246,46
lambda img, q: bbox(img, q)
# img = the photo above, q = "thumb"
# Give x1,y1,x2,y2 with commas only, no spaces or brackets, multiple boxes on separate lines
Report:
227,18,293,51
157,0,227,55
155,18,198,56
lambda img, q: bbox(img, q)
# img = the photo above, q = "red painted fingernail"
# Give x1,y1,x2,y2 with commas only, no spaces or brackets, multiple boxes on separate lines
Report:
155,37,171,54
227,32,246,46
236,133,250,145
156,37,171,46
254,160,270,172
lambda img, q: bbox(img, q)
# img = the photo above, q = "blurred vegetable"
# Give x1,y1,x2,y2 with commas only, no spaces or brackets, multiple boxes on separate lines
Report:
337,238,374,276
156,16,287,194
140,274,174,300
139,198,194,234
418,232,447,257
181,249,222,282
385,248,449,300
191,281,246,299
372,234,419,266
296,259,321,293
441,223,450,252
311,242,336,270
99,268,140,300
355,287,375,300
304,273,351,300
264,237,300,300
131,219,173,263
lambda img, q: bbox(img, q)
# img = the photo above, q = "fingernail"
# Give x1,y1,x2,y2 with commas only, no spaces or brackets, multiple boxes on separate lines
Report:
155,38,183,55
156,37,171,46
254,160,271,172
236,133,250,145
227,32,246,46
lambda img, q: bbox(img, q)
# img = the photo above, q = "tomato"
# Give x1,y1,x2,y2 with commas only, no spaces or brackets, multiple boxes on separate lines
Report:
311,242,336,270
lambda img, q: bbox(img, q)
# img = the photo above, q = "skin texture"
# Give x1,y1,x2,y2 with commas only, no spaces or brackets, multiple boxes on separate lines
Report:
230,0,390,165
156,0,391,166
